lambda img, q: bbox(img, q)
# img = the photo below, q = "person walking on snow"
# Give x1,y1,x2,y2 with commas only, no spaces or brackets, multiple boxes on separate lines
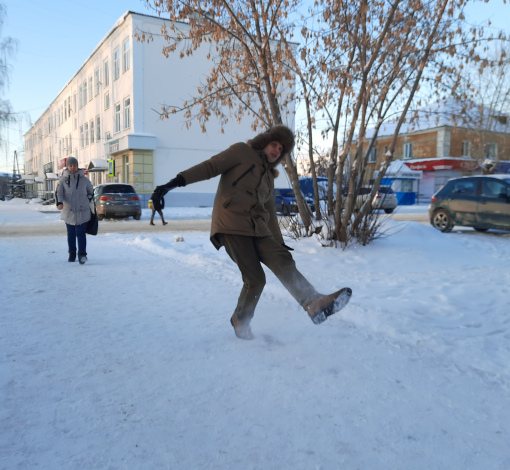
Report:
154,125,352,340
149,190,168,226
56,157,94,264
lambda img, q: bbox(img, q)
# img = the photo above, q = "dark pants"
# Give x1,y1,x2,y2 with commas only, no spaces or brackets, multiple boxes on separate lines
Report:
66,222,88,253
150,208,165,224
219,234,318,325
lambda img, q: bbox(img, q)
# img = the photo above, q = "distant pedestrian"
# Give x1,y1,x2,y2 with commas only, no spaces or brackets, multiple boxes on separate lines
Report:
56,157,94,264
150,191,168,226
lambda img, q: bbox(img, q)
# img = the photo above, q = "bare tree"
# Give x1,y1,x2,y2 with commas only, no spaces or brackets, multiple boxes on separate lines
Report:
138,0,505,248
138,0,315,229
0,3,18,147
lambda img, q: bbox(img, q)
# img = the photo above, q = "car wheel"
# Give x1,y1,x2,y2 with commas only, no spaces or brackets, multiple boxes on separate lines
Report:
432,209,453,233
384,208,394,214
474,227,488,232
134,214,141,220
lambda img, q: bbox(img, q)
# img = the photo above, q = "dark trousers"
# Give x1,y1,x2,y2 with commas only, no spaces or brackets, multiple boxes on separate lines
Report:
66,222,88,253
219,234,318,324
150,208,165,224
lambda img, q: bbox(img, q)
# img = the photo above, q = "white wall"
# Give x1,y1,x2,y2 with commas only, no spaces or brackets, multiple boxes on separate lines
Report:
133,15,293,192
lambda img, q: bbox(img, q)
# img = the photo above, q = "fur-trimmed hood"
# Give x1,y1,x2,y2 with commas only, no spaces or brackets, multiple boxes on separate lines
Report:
248,124,295,168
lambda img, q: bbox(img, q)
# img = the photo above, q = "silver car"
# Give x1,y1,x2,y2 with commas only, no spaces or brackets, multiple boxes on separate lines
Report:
355,185,398,214
93,183,142,220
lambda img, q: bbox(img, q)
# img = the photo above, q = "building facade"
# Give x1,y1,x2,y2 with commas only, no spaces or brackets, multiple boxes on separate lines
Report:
24,11,293,206
356,100,510,200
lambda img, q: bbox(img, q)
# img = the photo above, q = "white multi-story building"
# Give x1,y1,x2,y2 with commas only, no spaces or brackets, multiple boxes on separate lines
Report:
24,11,293,206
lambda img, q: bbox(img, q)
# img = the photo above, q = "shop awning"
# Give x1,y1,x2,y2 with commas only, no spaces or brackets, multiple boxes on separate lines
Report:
17,175,35,183
374,160,423,180
405,157,479,172
46,173,59,180
34,176,46,184
87,159,108,172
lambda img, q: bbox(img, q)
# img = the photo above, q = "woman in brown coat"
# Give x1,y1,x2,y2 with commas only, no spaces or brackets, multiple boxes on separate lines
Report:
155,125,351,339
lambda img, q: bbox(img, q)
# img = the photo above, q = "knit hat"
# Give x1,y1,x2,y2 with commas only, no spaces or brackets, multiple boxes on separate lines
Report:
66,157,78,167
248,125,295,167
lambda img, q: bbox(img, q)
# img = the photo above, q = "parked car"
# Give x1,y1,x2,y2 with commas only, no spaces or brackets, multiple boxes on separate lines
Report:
429,175,510,232
299,176,340,201
93,183,142,220
274,188,315,215
355,185,398,214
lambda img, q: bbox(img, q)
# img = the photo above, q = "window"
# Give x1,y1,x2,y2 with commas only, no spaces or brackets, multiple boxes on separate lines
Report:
123,39,130,73
123,97,131,129
104,58,109,87
90,120,95,144
68,96,72,116
368,148,377,163
452,179,476,195
68,134,72,154
64,100,67,120
80,125,84,148
106,131,112,141
75,91,79,111
104,92,110,110
383,145,389,155
75,148,78,160
114,48,120,80
83,79,87,104
484,142,498,159
64,136,68,155
59,140,62,158
58,108,61,127
401,180,413,192
94,68,100,95
115,102,121,133
88,77,93,101
403,142,412,159
481,179,508,199
96,116,101,142
74,116,78,130
84,122,89,146
462,140,471,157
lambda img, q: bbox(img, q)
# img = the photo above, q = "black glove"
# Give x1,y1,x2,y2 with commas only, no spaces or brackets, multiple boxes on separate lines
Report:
282,243,294,251
155,175,186,197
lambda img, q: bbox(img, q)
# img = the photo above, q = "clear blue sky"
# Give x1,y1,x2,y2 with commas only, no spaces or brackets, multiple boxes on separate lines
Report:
1,0,509,173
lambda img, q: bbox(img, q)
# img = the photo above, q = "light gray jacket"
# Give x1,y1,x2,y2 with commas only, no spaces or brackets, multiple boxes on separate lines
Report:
56,169,94,225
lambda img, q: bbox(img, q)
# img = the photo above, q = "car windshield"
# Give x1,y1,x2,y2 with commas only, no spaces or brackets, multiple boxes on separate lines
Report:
279,189,295,197
102,185,136,194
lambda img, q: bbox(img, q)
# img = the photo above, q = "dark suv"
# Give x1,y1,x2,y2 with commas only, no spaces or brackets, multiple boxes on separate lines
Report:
93,183,142,220
429,175,510,232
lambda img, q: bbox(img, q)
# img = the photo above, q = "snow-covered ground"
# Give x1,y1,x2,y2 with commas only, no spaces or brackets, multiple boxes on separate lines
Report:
1,200,509,469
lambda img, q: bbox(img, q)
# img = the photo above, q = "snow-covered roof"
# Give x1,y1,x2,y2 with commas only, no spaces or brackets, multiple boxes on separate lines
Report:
365,98,510,139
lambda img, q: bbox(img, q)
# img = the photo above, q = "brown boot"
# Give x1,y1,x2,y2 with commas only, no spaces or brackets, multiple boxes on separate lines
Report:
305,287,352,325
230,314,255,340
163,221,168,225
150,222,155,226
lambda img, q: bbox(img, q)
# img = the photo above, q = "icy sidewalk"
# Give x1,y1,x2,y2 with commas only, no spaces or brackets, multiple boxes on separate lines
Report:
1,224,509,469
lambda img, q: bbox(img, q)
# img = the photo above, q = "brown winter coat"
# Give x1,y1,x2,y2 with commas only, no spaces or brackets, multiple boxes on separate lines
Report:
179,142,284,249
